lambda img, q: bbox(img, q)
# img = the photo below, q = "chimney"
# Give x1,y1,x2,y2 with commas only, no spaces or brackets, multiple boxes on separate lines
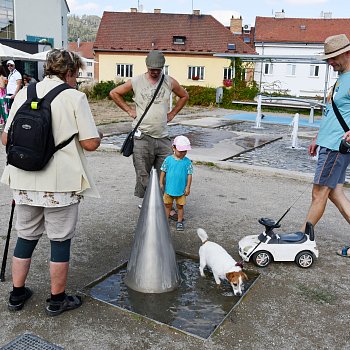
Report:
154,8,161,14
230,16,242,34
193,9,200,16
275,9,285,18
130,7,137,13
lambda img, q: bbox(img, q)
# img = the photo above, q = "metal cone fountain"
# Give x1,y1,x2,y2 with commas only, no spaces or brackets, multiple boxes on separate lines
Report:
124,168,180,293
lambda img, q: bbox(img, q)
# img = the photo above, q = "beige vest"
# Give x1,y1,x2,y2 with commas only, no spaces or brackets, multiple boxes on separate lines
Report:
131,74,172,138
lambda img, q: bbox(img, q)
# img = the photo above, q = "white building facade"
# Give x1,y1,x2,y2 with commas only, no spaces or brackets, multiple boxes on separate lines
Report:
254,42,336,98
1,0,69,48
253,14,350,98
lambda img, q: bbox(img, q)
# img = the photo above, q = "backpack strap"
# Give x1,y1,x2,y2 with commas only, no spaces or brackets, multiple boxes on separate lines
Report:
55,134,76,152
43,83,72,103
27,82,71,102
27,83,38,100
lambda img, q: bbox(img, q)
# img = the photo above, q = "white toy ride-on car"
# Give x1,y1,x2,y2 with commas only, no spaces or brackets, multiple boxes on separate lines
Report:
238,218,318,268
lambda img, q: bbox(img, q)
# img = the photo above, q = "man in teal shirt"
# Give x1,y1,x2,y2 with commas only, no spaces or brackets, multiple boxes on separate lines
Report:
303,34,350,257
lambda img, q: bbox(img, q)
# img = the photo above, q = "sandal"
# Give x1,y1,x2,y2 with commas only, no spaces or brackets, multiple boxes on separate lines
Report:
169,211,178,221
337,246,350,258
176,221,184,231
8,287,33,311
46,294,83,317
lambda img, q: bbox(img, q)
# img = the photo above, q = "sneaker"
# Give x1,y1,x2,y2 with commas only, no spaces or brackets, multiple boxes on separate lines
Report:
46,294,83,317
8,287,33,311
176,221,184,231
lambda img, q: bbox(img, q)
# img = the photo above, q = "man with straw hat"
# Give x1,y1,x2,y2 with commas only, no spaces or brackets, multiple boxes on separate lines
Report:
302,34,350,257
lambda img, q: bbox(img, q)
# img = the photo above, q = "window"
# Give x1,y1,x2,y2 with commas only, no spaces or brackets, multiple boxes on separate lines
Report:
264,63,273,75
86,62,93,67
78,72,82,77
227,43,236,50
0,0,14,39
116,64,133,78
87,72,93,77
243,37,251,43
223,67,234,80
310,65,319,77
287,64,296,76
173,36,186,45
188,66,204,80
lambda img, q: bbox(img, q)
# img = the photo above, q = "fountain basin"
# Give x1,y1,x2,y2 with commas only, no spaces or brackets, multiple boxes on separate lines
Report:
81,252,259,339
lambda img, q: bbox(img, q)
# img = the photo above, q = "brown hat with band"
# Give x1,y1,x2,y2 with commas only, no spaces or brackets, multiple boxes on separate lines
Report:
321,34,350,60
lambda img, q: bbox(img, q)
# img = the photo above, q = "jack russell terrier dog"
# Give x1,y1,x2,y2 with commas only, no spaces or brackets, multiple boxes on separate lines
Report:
197,228,248,296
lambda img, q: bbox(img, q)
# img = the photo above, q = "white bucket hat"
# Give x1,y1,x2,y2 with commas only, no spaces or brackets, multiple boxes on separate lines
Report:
173,135,191,151
321,34,350,60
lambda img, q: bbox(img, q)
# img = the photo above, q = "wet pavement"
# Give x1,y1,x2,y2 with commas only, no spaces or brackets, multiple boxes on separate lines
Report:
100,115,317,168
83,255,259,340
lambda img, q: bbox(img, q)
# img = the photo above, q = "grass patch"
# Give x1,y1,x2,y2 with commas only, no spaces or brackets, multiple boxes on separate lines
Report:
193,161,216,167
297,284,337,305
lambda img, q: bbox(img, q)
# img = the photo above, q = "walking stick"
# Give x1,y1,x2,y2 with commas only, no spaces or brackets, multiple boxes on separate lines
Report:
0,199,15,282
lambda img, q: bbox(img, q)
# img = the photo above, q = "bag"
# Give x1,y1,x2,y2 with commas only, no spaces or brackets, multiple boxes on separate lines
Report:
6,83,76,171
120,130,135,157
339,139,350,154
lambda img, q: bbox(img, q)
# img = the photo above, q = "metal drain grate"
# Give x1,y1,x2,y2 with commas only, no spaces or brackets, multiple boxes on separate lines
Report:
1,333,63,350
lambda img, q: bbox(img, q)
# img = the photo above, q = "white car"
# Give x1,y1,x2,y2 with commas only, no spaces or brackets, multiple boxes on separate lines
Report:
238,218,318,268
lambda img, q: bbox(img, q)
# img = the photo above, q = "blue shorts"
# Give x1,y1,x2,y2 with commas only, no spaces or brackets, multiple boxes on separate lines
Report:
314,147,350,188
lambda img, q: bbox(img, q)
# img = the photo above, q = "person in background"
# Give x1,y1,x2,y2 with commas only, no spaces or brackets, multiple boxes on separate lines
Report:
160,135,193,231
23,73,37,86
1,49,103,316
109,51,189,211
0,65,9,126
5,60,22,109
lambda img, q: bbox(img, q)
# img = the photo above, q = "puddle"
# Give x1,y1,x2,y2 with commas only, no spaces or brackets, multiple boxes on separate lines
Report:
102,125,234,150
82,254,259,339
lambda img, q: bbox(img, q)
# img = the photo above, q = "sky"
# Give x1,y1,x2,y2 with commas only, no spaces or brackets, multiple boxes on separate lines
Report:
66,0,349,26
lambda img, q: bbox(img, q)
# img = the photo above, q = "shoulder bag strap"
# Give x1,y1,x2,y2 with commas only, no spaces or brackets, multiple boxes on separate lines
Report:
132,74,165,133
331,84,349,132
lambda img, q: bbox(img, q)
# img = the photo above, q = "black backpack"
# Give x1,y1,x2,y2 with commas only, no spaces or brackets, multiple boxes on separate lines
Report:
6,83,76,171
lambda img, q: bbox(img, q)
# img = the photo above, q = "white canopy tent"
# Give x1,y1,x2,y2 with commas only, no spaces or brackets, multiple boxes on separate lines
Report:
31,50,94,63
0,43,34,62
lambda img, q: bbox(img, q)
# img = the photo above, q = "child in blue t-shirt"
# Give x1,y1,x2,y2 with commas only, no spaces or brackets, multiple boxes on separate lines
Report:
160,135,193,231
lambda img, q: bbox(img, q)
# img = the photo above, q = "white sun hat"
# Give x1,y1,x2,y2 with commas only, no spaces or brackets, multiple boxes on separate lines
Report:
173,135,191,151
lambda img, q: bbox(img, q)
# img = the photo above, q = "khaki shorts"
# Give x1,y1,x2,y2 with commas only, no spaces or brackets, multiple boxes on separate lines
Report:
15,203,79,241
163,193,186,206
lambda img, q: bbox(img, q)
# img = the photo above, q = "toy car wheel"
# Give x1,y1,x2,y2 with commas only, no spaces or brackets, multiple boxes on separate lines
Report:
252,251,273,267
295,251,314,268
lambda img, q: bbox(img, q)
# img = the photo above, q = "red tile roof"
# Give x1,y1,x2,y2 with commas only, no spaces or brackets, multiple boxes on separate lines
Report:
255,17,350,43
94,11,256,54
68,41,94,59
